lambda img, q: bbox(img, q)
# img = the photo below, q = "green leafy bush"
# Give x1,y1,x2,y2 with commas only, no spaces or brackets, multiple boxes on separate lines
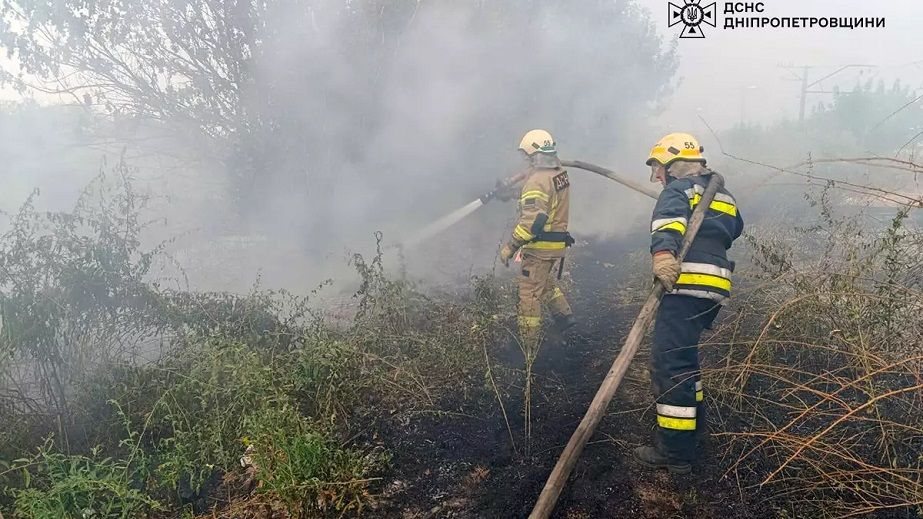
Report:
9,442,161,519
0,165,170,447
140,340,284,495
243,406,384,516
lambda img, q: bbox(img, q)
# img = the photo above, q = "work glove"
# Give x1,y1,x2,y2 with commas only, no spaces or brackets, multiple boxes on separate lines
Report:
652,251,681,291
499,243,516,267
494,178,515,202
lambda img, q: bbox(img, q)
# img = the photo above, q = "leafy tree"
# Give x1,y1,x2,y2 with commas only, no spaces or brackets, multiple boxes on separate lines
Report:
813,79,923,154
725,79,923,163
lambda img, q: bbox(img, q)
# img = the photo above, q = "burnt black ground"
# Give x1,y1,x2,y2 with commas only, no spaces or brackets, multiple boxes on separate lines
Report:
371,239,772,519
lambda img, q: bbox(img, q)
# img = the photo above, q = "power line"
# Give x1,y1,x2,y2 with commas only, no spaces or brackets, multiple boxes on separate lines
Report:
871,92,923,131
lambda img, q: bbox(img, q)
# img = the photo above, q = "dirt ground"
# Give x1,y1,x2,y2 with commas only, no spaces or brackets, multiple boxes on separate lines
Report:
369,240,772,519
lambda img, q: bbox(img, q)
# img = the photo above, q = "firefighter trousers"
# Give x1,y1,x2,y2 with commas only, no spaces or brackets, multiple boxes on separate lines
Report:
651,294,721,461
517,251,573,351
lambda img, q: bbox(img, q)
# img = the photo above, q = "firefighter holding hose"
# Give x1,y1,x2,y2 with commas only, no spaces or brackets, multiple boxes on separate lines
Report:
634,132,744,474
498,129,576,353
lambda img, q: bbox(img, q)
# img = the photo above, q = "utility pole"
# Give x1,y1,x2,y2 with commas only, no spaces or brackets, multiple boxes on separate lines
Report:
798,65,809,123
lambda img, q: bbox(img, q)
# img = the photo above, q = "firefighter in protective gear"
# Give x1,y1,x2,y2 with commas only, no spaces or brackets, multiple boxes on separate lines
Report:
499,129,576,352
633,132,744,474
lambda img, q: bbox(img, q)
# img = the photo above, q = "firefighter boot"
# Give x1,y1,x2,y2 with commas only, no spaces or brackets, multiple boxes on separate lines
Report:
632,445,692,475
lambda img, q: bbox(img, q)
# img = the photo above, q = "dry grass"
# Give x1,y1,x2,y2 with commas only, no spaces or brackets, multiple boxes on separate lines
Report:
702,195,923,517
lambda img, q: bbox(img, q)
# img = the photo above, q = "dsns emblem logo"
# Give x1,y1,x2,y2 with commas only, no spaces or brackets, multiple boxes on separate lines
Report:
669,0,716,38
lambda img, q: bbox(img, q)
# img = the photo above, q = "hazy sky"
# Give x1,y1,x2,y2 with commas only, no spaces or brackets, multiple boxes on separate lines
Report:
637,0,923,132
2,0,922,291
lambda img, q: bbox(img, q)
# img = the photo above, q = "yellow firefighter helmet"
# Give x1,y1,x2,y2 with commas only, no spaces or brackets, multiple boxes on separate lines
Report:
519,129,557,156
645,132,705,166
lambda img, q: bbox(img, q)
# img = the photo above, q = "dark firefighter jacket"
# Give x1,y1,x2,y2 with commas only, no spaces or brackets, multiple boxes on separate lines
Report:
650,172,744,302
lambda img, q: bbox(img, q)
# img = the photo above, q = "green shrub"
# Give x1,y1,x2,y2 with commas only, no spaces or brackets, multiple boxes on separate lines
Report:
290,333,365,424
142,340,285,495
9,442,161,519
243,406,384,517
0,166,171,449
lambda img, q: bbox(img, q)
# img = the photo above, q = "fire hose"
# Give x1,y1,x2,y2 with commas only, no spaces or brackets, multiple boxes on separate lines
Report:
561,160,659,200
